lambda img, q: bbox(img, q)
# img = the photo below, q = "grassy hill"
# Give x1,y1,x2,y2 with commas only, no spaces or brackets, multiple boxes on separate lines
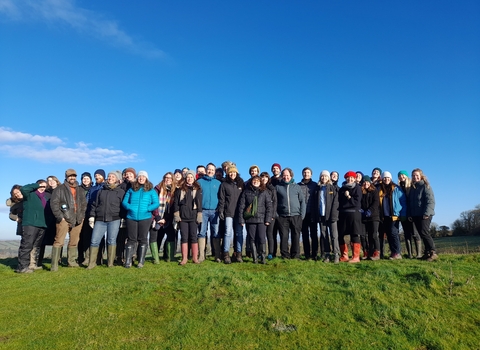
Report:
1,252,479,349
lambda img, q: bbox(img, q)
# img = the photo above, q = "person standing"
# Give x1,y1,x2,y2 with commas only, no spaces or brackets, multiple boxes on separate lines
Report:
298,167,319,260
261,172,277,260
275,168,306,259
7,185,23,238
408,168,437,261
398,170,422,258
122,171,159,268
116,168,136,265
50,169,87,271
270,163,282,186
78,171,93,265
360,176,381,260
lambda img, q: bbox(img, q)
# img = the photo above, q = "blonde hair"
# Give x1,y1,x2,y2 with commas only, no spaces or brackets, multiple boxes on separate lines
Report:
411,168,430,188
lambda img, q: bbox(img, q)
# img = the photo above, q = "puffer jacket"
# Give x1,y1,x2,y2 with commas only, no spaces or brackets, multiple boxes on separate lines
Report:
314,183,339,222
90,184,125,222
378,184,406,220
237,185,272,225
51,181,87,226
122,187,159,221
408,180,435,217
275,181,306,218
217,177,244,218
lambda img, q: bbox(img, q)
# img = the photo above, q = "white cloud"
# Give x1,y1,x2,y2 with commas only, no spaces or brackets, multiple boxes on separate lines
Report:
0,127,138,166
0,0,165,59
0,126,63,144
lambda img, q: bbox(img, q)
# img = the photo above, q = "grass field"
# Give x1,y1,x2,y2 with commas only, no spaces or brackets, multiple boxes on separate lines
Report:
1,249,479,349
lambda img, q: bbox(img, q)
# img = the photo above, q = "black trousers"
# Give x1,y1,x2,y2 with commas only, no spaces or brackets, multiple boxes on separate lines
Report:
301,213,318,258
126,219,150,246
412,216,435,252
17,226,45,270
277,215,302,259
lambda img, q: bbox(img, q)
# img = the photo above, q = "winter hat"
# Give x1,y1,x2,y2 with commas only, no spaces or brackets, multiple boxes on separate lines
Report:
356,171,364,177
65,168,77,177
344,171,356,179
115,170,122,181
271,163,282,171
372,167,382,176
174,169,182,175
186,170,196,179
123,168,136,178
363,175,372,183
108,171,120,181
81,172,92,181
398,170,409,178
137,170,149,179
227,166,239,174
94,169,106,179
320,170,330,178
382,171,392,179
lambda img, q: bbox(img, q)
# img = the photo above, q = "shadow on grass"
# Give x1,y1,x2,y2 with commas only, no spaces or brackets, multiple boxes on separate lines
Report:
0,258,18,270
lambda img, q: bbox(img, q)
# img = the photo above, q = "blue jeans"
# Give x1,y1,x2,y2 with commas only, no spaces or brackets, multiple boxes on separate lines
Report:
198,209,219,239
91,220,121,247
224,217,242,253
384,217,401,256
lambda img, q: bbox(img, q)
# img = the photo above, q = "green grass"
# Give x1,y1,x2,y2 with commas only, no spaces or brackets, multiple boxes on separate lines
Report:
1,253,479,350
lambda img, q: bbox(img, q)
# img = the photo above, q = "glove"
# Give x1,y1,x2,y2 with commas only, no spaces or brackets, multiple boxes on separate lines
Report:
366,210,372,218
88,217,95,229
219,212,225,220
174,211,181,223
196,212,203,225
359,209,364,214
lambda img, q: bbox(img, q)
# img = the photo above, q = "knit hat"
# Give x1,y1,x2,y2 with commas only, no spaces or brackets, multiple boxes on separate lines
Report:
398,170,409,178
186,170,196,179
65,168,77,177
271,163,282,171
94,169,106,179
227,166,238,174
115,170,122,181
344,171,356,179
356,171,364,177
363,175,372,183
382,171,392,179
137,170,149,179
108,171,120,181
81,172,92,181
123,168,136,177
174,169,182,175
320,170,330,178
372,167,382,175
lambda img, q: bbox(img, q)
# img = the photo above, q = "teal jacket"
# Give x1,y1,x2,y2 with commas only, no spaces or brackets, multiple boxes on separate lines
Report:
122,187,159,221
20,183,50,228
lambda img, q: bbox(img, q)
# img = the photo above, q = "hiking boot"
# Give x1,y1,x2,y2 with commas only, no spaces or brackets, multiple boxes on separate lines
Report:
223,252,231,264
426,251,438,262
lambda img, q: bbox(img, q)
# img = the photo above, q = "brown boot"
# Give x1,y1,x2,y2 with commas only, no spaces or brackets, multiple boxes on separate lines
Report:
339,244,349,262
349,243,361,263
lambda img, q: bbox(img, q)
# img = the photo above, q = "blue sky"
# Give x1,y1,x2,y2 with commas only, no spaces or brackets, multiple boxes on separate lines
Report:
0,0,479,239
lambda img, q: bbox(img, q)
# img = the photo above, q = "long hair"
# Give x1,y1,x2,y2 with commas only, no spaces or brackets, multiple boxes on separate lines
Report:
132,179,154,192
362,181,375,194
260,171,271,186
9,185,22,203
397,174,411,195
156,172,177,197
181,178,201,191
411,168,430,188
47,175,60,190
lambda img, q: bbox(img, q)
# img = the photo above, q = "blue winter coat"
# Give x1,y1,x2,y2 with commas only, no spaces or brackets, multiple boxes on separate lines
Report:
122,187,159,221
198,175,221,210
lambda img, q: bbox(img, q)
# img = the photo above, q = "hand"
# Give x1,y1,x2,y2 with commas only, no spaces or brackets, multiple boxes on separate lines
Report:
366,210,371,218
174,212,181,223
196,212,203,225
265,222,270,226
345,190,350,197
88,217,95,229
219,212,225,221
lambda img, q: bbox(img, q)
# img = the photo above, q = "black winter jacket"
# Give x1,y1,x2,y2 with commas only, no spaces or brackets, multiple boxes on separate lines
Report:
265,183,277,222
298,179,317,215
89,184,126,222
217,178,244,218
173,186,203,222
338,183,362,212
237,185,272,225
360,187,380,222
314,183,339,222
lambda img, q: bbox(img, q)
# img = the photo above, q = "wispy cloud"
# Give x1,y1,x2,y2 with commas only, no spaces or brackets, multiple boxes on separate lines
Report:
0,127,138,166
0,0,165,59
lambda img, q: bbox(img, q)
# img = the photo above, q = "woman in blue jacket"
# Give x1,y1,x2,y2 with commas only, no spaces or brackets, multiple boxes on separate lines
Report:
122,171,159,268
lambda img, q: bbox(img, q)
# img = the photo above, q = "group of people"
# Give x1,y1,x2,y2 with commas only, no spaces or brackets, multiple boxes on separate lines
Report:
8,161,437,273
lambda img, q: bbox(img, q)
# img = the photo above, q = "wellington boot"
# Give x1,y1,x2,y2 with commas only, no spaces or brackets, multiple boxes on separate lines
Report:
370,250,380,261
107,245,116,267
67,247,79,267
137,244,147,268
259,244,266,264
405,239,413,259
124,244,134,268
213,238,222,263
86,247,99,270
50,246,62,272
339,244,349,262
82,248,90,267
191,243,200,264
415,240,423,259
250,241,258,264
29,247,42,270
166,241,176,262
349,243,361,263
150,242,160,264
179,243,188,265
198,238,206,263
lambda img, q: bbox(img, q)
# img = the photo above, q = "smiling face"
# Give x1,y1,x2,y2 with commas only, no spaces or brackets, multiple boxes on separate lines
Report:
383,177,392,185
252,178,261,188
398,174,408,182
250,167,259,177
302,169,312,181
124,172,135,182
12,189,23,200
412,171,421,183
320,174,329,184
67,175,77,185
272,166,281,177
37,182,47,193
82,176,91,187
282,170,292,183
186,173,195,185
174,172,182,181
228,171,237,181
261,175,269,185
137,175,147,185
107,174,117,184
206,165,216,177
48,177,58,189
346,176,355,184
331,172,338,182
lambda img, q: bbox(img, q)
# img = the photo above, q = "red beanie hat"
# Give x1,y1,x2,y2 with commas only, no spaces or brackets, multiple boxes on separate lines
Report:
344,171,356,179
271,163,282,171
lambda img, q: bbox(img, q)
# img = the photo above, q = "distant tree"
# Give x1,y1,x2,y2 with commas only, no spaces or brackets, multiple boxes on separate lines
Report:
451,204,480,236
430,222,439,238
439,225,450,237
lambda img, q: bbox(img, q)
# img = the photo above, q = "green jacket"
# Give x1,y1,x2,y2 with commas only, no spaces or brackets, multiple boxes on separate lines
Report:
20,183,50,228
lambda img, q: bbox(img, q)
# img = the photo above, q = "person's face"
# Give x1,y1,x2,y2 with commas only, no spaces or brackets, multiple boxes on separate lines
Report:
174,172,182,181
320,175,329,184
282,170,292,183
48,177,58,189
383,177,392,185
261,176,269,185
272,166,280,176
197,167,206,176
372,169,380,178
356,173,362,183
107,174,117,184
228,171,237,180
364,181,371,189
303,169,312,180
250,168,259,177
346,176,355,184
12,189,23,200
82,176,91,186
67,175,77,185
125,172,135,182
331,172,338,181
399,174,407,182
186,174,195,185
37,182,47,193
206,165,216,177
95,174,104,184
137,175,147,184
182,169,188,176
164,174,173,185
412,171,421,183
252,178,261,188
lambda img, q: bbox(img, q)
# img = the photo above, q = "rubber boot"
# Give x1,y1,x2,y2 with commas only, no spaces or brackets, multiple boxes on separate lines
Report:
223,252,231,264
198,238,206,263
250,241,258,264
107,245,116,267
137,244,147,268
339,244,349,262
349,243,361,263
87,246,99,270
67,247,79,267
213,237,222,263
124,244,134,268
179,243,188,265
379,233,385,259
191,242,200,264
166,241,176,262
82,248,90,267
150,242,160,264
259,244,266,264
405,239,413,259
415,240,423,259
29,247,42,270
50,246,61,272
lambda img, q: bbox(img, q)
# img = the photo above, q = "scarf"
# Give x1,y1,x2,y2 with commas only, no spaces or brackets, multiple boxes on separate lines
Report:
157,185,173,219
35,190,47,208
